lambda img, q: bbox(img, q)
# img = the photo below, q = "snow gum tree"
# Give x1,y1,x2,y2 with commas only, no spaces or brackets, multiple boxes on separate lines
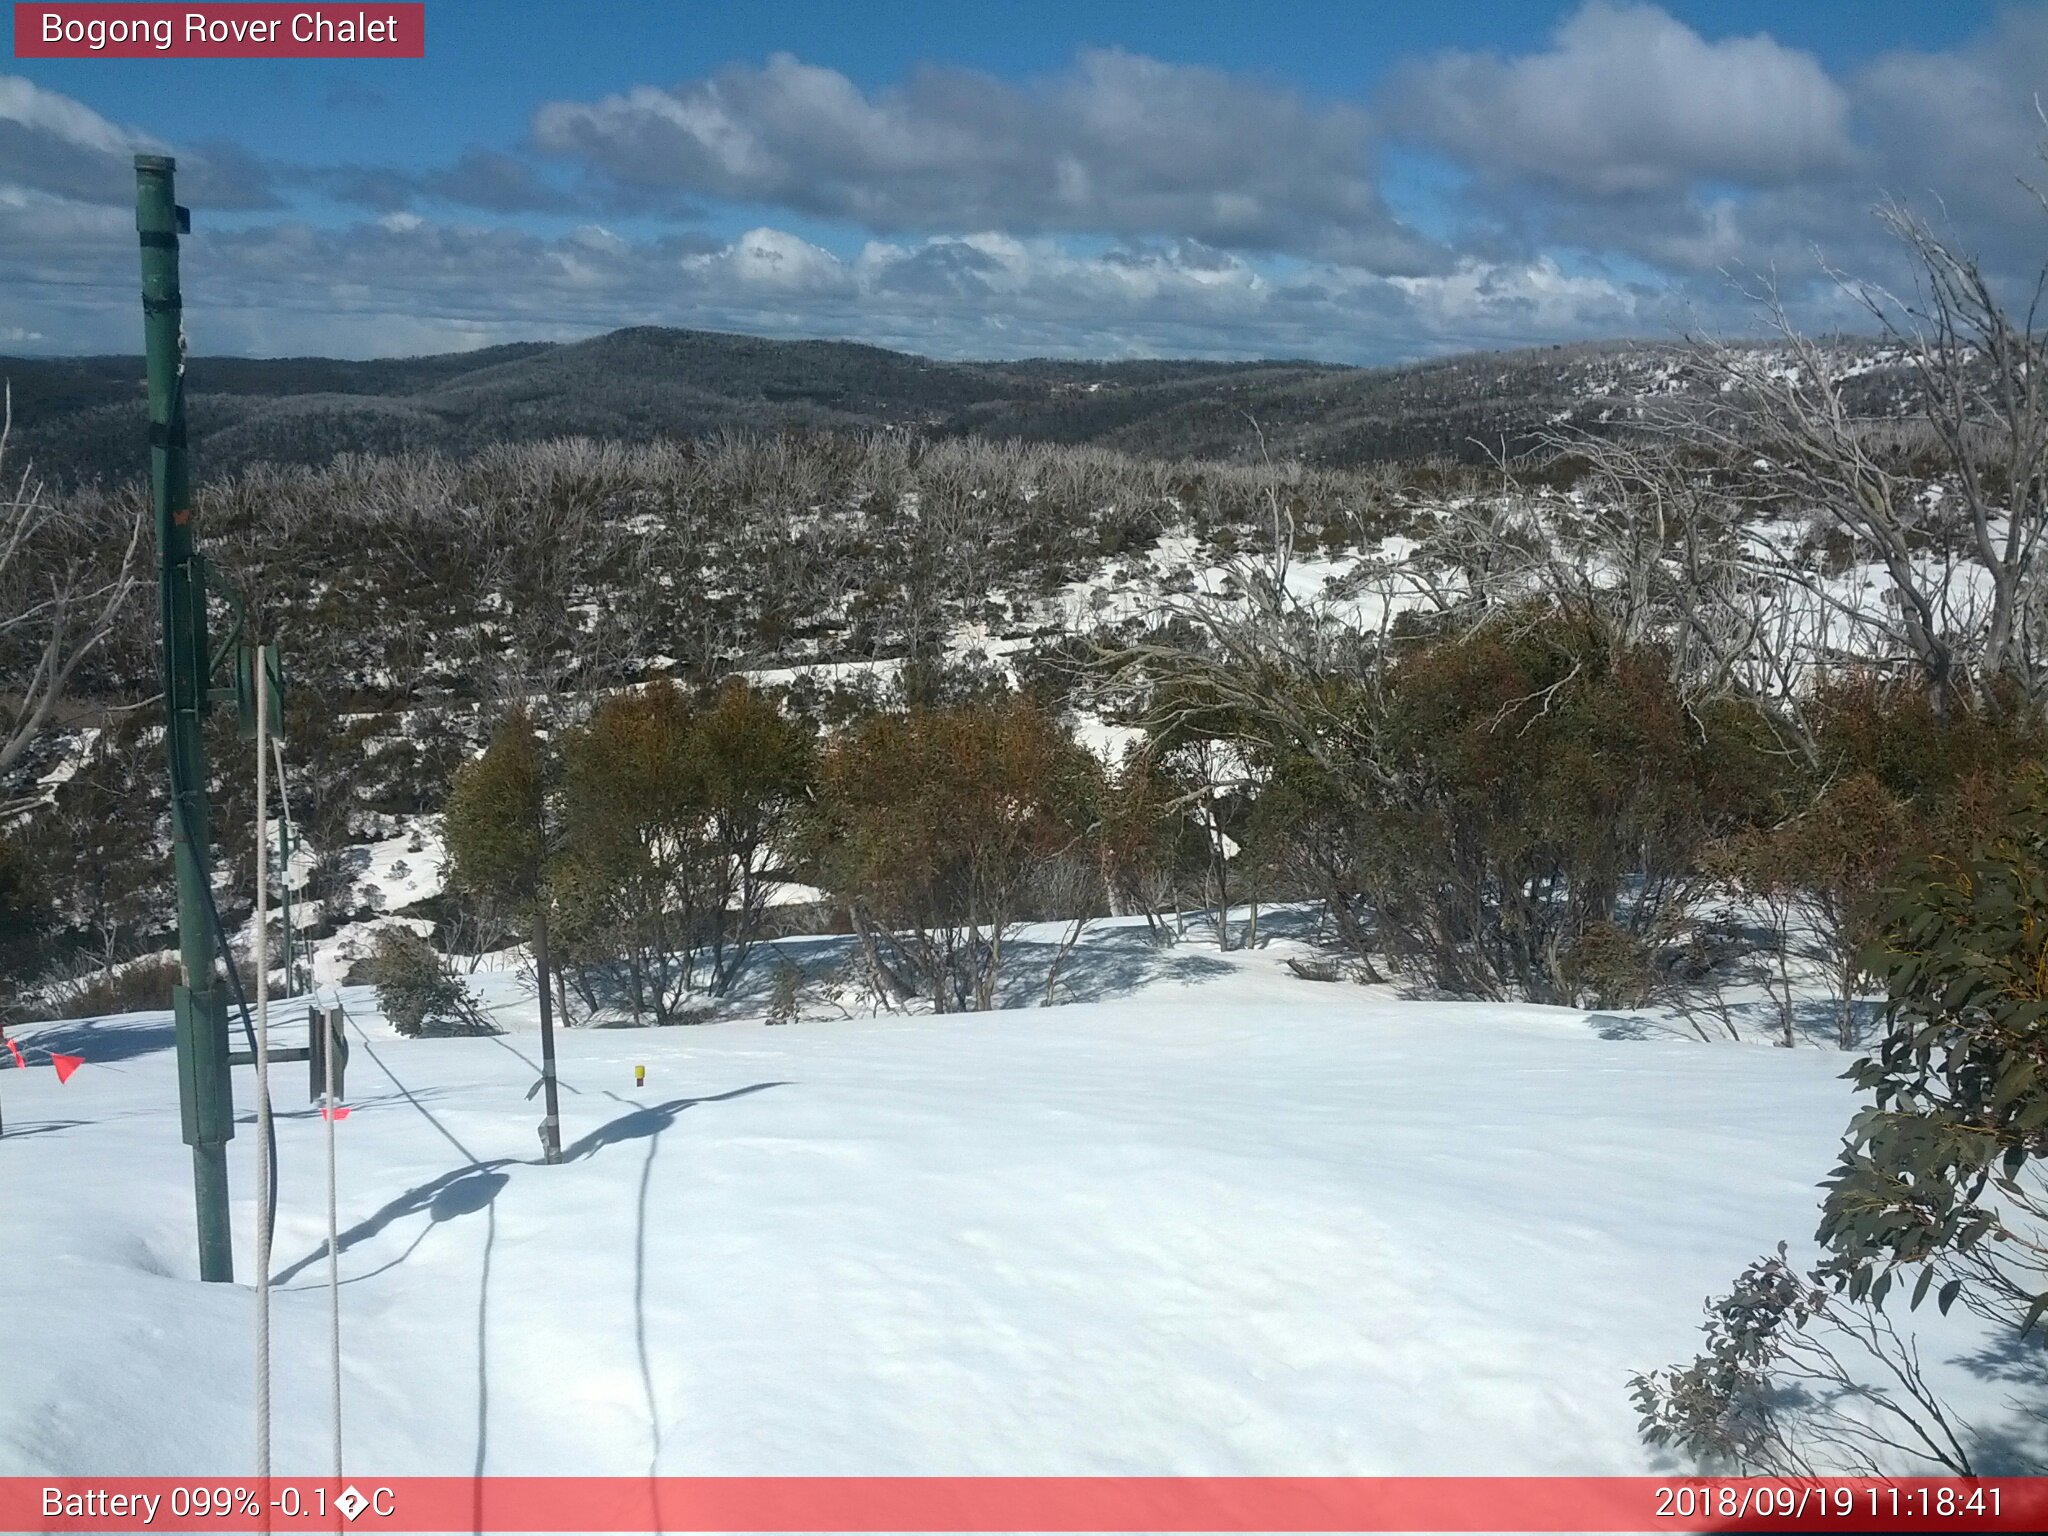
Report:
557,682,700,1025
444,709,565,1160
1723,679,2046,1046
1096,745,1210,937
555,678,812,1020
1562,174,2048,728
1365,611,1783,1002
689,680,816,987
810,696,1101,1011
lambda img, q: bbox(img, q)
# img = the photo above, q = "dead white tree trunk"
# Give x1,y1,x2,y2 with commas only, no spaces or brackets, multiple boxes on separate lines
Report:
0,386,145,799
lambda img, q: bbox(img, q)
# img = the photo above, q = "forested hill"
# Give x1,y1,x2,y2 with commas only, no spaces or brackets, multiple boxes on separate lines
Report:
2,326,1776,485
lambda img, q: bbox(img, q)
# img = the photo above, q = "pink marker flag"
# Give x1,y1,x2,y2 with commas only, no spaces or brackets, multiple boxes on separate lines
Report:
321,1105,351,1121
50,1054,84,1084
4,1037,24,1070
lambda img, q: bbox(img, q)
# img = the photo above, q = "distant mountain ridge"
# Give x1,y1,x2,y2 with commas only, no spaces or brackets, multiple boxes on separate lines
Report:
2,325,1914,486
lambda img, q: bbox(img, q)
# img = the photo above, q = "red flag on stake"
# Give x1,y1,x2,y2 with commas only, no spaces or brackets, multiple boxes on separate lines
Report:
50,1054,83,1084
4,1036,24,1070
321,1105,351,1120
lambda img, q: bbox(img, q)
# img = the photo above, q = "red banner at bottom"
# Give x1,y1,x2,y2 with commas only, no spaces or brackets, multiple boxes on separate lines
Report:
7,1476,2045,1533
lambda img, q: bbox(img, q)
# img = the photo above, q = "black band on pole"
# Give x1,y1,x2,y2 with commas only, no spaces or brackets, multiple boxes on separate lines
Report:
142,293,182,314
139,231,179,249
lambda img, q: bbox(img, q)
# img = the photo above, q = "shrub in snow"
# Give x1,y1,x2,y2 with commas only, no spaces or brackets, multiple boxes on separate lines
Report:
554,678,812,1022
46,955,181,1021
809,696,1100,1012
1633,775,2048,1476
1162,605,1785,1003
1821,775,2048,1354
1629,1243,1974,1476
368,927,491,1037
1556,921,1654,1009
1719,679,2044,1048
305,846,358,916
764,956,800,1026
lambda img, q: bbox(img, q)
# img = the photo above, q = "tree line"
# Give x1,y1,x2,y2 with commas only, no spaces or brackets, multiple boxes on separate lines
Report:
424,679,1175,1030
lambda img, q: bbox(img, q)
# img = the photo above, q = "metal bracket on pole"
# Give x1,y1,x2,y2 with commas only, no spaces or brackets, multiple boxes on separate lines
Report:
308,1005,348,1104
227,1004,343,1105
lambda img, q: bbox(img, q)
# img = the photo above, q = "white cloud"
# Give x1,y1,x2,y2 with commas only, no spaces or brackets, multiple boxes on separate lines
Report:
0,74,156,157
532,48,1436,270
0,72,276,209
1379,2,2048,302
689,227,855,294
1392,2,1854,195
1847,6,2048,273
1385,256,1643,336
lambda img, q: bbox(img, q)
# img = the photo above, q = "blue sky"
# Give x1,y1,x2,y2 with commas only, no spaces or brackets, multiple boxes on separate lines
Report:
5,1,2045,360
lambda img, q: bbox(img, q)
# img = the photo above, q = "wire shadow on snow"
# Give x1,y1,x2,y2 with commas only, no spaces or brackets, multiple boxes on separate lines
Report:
271,1159,514,1287
239,1081,456,1130
562,1082,789,1164
483,1030,583,1093
632,1106,667,1511
581,1081,790,1510
241,1086,456,1127
0,1118,88,1140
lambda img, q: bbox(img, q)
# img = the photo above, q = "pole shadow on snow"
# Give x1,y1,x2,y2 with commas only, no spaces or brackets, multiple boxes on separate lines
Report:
562,1082,789,1164
271,1159,515,1288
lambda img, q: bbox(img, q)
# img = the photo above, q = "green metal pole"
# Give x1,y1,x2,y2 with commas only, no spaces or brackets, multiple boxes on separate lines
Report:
138,154,235,1283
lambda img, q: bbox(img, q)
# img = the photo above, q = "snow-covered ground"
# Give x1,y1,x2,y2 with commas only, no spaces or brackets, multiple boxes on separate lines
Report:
0,917,2034,1479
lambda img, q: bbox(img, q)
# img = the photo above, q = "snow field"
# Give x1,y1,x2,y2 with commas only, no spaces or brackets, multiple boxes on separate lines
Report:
1,922,1941,1481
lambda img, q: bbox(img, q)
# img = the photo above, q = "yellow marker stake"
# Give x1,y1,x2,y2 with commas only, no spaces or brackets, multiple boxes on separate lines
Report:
635,1064,646,1088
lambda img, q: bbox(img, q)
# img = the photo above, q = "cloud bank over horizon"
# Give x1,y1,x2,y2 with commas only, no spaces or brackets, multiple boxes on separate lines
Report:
4,2,2047,363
